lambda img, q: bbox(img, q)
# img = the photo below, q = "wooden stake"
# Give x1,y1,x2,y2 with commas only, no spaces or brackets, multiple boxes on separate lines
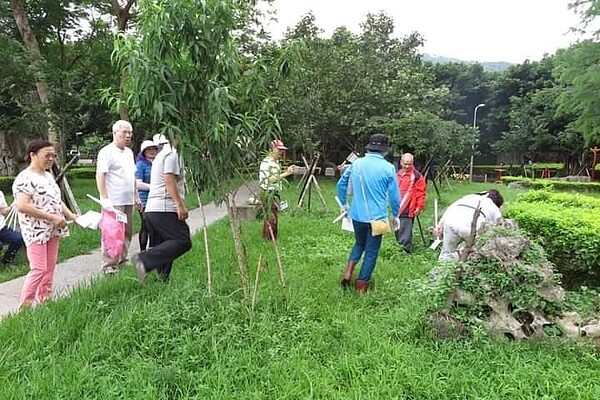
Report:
197,190,212,297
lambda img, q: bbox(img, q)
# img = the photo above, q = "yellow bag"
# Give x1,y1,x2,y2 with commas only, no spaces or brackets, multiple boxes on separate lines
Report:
370,219,392,236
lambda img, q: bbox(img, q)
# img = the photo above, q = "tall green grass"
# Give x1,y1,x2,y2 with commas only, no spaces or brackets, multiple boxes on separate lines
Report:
2,180,600,398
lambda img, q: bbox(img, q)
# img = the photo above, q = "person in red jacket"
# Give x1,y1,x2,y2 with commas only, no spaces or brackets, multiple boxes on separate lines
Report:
395,153,426,253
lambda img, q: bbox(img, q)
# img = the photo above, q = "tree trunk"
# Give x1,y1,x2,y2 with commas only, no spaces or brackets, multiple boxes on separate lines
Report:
9,0,61,149
0,132,27,175
110,0,136,121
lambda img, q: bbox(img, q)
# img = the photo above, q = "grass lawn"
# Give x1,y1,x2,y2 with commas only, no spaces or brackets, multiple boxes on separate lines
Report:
2,179,600,398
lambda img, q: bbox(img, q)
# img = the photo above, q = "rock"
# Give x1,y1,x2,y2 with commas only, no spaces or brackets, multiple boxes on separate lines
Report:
478,236,528,262
429,311,468,340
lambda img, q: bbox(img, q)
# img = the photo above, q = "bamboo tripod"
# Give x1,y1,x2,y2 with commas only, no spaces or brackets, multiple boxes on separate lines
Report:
297,154,328,211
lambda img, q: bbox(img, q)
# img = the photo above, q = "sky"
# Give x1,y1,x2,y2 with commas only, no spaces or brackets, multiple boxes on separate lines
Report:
265,0,584,63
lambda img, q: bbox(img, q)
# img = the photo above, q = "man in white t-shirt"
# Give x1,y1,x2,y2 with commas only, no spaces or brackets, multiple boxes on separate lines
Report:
435,189,504,261
0,190,24,266
95,120,141,274
131,136,191,282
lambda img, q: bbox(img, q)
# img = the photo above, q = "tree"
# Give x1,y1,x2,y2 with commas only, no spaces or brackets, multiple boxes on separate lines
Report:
555,41,600,147
9,0,61,148
276,12,444,164
116,0,297,299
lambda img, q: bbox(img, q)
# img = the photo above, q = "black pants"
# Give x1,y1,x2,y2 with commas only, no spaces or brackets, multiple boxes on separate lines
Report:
394,216,414,253
139,212,192,279
138,208,149,251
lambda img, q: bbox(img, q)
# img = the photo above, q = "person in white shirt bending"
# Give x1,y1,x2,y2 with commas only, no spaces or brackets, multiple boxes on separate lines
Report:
95,120,141,274
434,189,503,261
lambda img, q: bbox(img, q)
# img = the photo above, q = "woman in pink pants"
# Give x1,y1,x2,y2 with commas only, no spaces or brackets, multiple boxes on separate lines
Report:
13,139,78,311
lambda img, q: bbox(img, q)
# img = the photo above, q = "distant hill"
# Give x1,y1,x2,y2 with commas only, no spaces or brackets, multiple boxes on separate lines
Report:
422,53,513,72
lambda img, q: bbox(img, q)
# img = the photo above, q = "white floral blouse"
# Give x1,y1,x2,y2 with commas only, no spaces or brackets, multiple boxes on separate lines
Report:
12,168,69,246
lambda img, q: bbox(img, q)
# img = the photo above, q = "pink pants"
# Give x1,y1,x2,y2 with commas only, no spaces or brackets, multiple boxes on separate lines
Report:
20,236,60,307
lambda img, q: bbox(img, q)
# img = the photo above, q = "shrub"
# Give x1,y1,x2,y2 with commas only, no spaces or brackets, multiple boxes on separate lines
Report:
0,176,15,193
504,200,600,288
66,167,96,180
503,177,600,193
516,190,600,210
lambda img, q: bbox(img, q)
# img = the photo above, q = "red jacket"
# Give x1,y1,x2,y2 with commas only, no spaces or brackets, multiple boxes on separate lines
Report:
396,167,426,218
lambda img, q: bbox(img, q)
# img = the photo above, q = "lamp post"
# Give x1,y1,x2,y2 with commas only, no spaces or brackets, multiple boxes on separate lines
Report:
469,103,485,182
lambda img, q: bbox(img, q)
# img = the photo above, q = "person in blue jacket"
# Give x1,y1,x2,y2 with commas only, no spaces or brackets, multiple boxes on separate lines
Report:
336,133,401,293
135,140,159,250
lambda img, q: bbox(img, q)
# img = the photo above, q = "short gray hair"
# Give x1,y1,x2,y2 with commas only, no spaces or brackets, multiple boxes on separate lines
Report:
401,153,414,164
112,120,132,134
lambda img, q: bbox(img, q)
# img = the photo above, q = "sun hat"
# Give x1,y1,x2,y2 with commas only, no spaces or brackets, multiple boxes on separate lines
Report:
271,139,288,151
365,133,389,152
153,134,169,145
140,140,158,153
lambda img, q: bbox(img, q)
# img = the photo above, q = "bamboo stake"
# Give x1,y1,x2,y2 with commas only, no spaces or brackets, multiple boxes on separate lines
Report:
197,190,212,297
251,253,263,314
227,192,249,300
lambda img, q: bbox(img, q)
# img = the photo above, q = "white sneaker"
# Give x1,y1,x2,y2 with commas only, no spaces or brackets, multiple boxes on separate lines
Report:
103,266,118,275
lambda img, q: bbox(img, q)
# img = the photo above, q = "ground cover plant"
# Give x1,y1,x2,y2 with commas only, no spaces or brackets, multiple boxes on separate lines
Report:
2,180,600,398
503,176,600,193
504,190,600,287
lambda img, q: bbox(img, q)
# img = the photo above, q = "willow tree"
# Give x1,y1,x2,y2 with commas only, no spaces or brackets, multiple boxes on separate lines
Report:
114,0,298,299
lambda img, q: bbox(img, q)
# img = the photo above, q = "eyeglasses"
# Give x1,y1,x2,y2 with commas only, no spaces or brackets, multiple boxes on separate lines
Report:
38,153,56,160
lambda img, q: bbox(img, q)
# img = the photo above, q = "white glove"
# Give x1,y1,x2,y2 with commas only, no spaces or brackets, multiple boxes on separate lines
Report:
100,198,114,211
392,217,401,231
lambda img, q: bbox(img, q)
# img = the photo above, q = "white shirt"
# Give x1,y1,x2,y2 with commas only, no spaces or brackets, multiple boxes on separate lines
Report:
442,194,502,235
145,147,185,213
12,169,69,246
259,156,281,191
0,191,7,231
96,143,136,205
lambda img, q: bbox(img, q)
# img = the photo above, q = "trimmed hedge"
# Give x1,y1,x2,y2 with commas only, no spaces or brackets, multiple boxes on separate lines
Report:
65,167,96,180
477,162,564,170
0,166,96,193
0,176,14,193
503,176,600,192
505,192,600,288
516,190,600,209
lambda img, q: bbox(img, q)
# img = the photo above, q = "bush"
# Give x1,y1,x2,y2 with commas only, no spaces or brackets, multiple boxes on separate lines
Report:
0,176,15,193
504,199,600,288
65,167,96,180
503,177,600,193
516,190,600,209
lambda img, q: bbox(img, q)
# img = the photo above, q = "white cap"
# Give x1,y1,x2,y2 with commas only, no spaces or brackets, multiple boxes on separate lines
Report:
153,134,169,145
140,140,158,153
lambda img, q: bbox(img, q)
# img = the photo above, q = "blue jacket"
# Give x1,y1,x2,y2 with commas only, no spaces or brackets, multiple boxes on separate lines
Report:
135,158,152,206
337,152,401,223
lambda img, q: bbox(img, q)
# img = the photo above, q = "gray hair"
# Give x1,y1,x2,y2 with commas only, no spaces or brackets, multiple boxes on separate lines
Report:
401,153,414,164
112,120,132,134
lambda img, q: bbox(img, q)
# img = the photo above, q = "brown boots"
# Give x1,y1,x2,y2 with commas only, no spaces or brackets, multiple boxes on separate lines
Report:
341,261,370,294
355,279,369,294
341,261,356,288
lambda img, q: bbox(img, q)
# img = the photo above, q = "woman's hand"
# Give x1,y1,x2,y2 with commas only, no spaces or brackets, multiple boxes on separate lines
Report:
49,214,67,228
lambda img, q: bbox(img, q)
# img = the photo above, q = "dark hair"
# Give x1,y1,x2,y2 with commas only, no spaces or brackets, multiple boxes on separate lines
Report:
26,139,54,164
485,189,504,208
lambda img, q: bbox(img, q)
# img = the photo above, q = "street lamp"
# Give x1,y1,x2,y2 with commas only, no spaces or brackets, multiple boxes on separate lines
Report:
469,103,486,182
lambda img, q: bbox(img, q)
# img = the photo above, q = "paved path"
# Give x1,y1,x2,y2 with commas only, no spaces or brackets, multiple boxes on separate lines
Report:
0,184,257,318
